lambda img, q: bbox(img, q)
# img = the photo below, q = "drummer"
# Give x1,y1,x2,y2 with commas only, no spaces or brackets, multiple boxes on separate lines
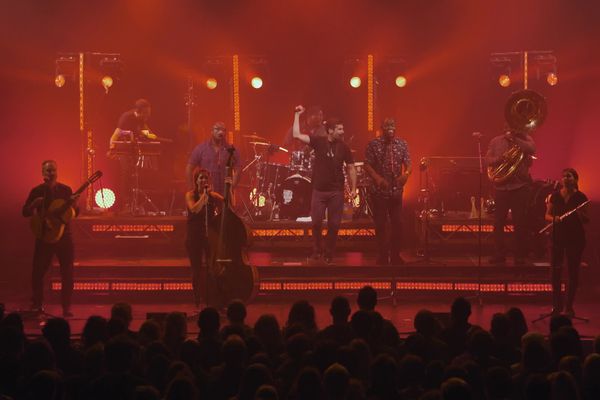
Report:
282,105,327,151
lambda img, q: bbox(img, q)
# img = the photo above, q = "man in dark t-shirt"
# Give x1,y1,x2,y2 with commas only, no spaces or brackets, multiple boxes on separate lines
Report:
22,160,79,317
292,105,356,264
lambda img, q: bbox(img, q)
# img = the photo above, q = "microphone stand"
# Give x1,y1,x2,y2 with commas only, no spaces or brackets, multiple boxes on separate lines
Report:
414,159,445,265
533,201,590,323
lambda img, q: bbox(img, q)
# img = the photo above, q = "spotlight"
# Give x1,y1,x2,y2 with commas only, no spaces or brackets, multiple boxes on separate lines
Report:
95,188,116,209
395,75,407,88
349,76,362,88
498,74,511,87
546,72,558,86
206,77,218,90
250,76,263,89
99,55,122,93
101,76,113,93
55,74,66,88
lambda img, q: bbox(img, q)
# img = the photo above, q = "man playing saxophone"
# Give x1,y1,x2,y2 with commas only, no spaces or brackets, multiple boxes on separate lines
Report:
486,127,536,265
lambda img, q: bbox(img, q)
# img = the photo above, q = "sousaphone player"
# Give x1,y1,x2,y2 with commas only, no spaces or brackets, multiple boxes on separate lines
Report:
486,90,545,266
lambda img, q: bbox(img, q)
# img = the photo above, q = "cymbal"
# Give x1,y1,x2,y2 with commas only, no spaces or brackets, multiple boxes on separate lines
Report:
248,141,270,146
243,134,268,141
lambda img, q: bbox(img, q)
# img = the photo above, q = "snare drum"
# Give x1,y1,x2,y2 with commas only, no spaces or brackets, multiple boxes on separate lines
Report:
277,174,312,220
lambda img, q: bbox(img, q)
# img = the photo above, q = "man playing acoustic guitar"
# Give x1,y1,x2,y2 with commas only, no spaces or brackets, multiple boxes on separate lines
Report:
22,160,80,317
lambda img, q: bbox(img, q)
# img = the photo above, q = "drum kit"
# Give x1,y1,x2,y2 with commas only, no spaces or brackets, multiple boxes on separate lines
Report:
241,134,371,221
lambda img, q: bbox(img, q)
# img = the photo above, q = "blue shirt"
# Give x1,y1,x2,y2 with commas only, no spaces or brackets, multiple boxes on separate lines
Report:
188,140,240,196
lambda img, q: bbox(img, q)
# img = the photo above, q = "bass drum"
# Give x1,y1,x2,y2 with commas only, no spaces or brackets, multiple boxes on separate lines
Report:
277,174,312,220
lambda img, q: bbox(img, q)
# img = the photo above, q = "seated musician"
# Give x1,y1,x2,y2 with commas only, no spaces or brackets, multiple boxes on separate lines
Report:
185,168,224,308
108,99,156,213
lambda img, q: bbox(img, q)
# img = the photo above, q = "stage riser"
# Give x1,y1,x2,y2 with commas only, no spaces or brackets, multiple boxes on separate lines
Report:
50,263,553,301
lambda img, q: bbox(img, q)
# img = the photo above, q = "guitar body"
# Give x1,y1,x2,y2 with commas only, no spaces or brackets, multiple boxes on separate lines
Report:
29,170,103,244
30,200,76,243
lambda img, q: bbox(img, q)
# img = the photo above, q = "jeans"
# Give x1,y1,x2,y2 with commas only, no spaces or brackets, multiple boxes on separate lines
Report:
310,190,345,258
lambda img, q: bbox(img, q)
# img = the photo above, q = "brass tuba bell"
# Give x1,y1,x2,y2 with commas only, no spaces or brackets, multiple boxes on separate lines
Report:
487,90,546,183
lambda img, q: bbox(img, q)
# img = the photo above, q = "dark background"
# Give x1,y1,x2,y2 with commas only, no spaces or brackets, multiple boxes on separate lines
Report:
1,0,599,286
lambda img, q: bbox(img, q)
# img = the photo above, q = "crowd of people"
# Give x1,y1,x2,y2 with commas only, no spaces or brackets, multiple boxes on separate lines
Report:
1,288,600,400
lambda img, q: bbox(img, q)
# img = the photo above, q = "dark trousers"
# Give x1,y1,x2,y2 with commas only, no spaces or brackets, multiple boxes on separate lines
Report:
32,235,74,309
370,193,403,260
186,235,211,306
493,185,530,258
311,190,345,258
551,240,585,311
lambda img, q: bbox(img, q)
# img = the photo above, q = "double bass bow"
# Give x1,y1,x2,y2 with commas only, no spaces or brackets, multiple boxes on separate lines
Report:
208,146,258,306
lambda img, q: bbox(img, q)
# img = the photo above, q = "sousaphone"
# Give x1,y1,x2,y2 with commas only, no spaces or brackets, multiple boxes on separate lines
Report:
487,90,547,183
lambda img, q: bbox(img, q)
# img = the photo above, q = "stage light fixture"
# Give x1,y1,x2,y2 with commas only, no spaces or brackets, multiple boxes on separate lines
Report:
95,188,116,209
98,55,122,93
498,74,511,87
395,75,407,87
206,77,218,90
546,72,558,86
349,76,362,88
54,55,77,88
55,74,66,88
101,75,113,93
250,76,263,89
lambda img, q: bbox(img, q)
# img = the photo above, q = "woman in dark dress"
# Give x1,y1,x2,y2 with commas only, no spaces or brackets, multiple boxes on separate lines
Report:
185,168,223,308
545,168,589,317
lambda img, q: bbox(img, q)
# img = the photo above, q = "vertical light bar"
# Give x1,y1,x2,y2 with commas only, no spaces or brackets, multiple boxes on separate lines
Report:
232,54,241,136
86,128,93,210
79,53,84,132
79,52,93,210
523,51,528,90
367,54,374,134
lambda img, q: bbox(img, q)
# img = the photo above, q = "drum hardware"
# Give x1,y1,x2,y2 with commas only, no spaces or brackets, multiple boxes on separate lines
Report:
112,140,162,216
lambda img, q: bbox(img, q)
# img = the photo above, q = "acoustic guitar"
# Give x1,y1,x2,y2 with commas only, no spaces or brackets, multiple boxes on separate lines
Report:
30,171,103,243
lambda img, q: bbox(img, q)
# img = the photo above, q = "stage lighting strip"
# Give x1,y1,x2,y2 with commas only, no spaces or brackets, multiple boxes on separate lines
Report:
251,228,375,238
52,281,554,292
232,54,241,131
440,225,513,233
252,229,305,237
367,54,374,132
91,224,175,232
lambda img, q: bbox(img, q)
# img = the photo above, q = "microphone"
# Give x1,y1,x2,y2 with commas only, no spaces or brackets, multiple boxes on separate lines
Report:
472,132,483,138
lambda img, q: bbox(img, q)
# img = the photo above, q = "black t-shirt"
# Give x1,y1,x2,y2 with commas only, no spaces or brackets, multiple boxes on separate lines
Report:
309,136,354,192
22,182,76,234
117,110,148,137
550,190,588,244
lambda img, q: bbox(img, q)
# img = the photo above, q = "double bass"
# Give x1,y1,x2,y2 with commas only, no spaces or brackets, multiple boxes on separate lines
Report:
208,146,258,306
